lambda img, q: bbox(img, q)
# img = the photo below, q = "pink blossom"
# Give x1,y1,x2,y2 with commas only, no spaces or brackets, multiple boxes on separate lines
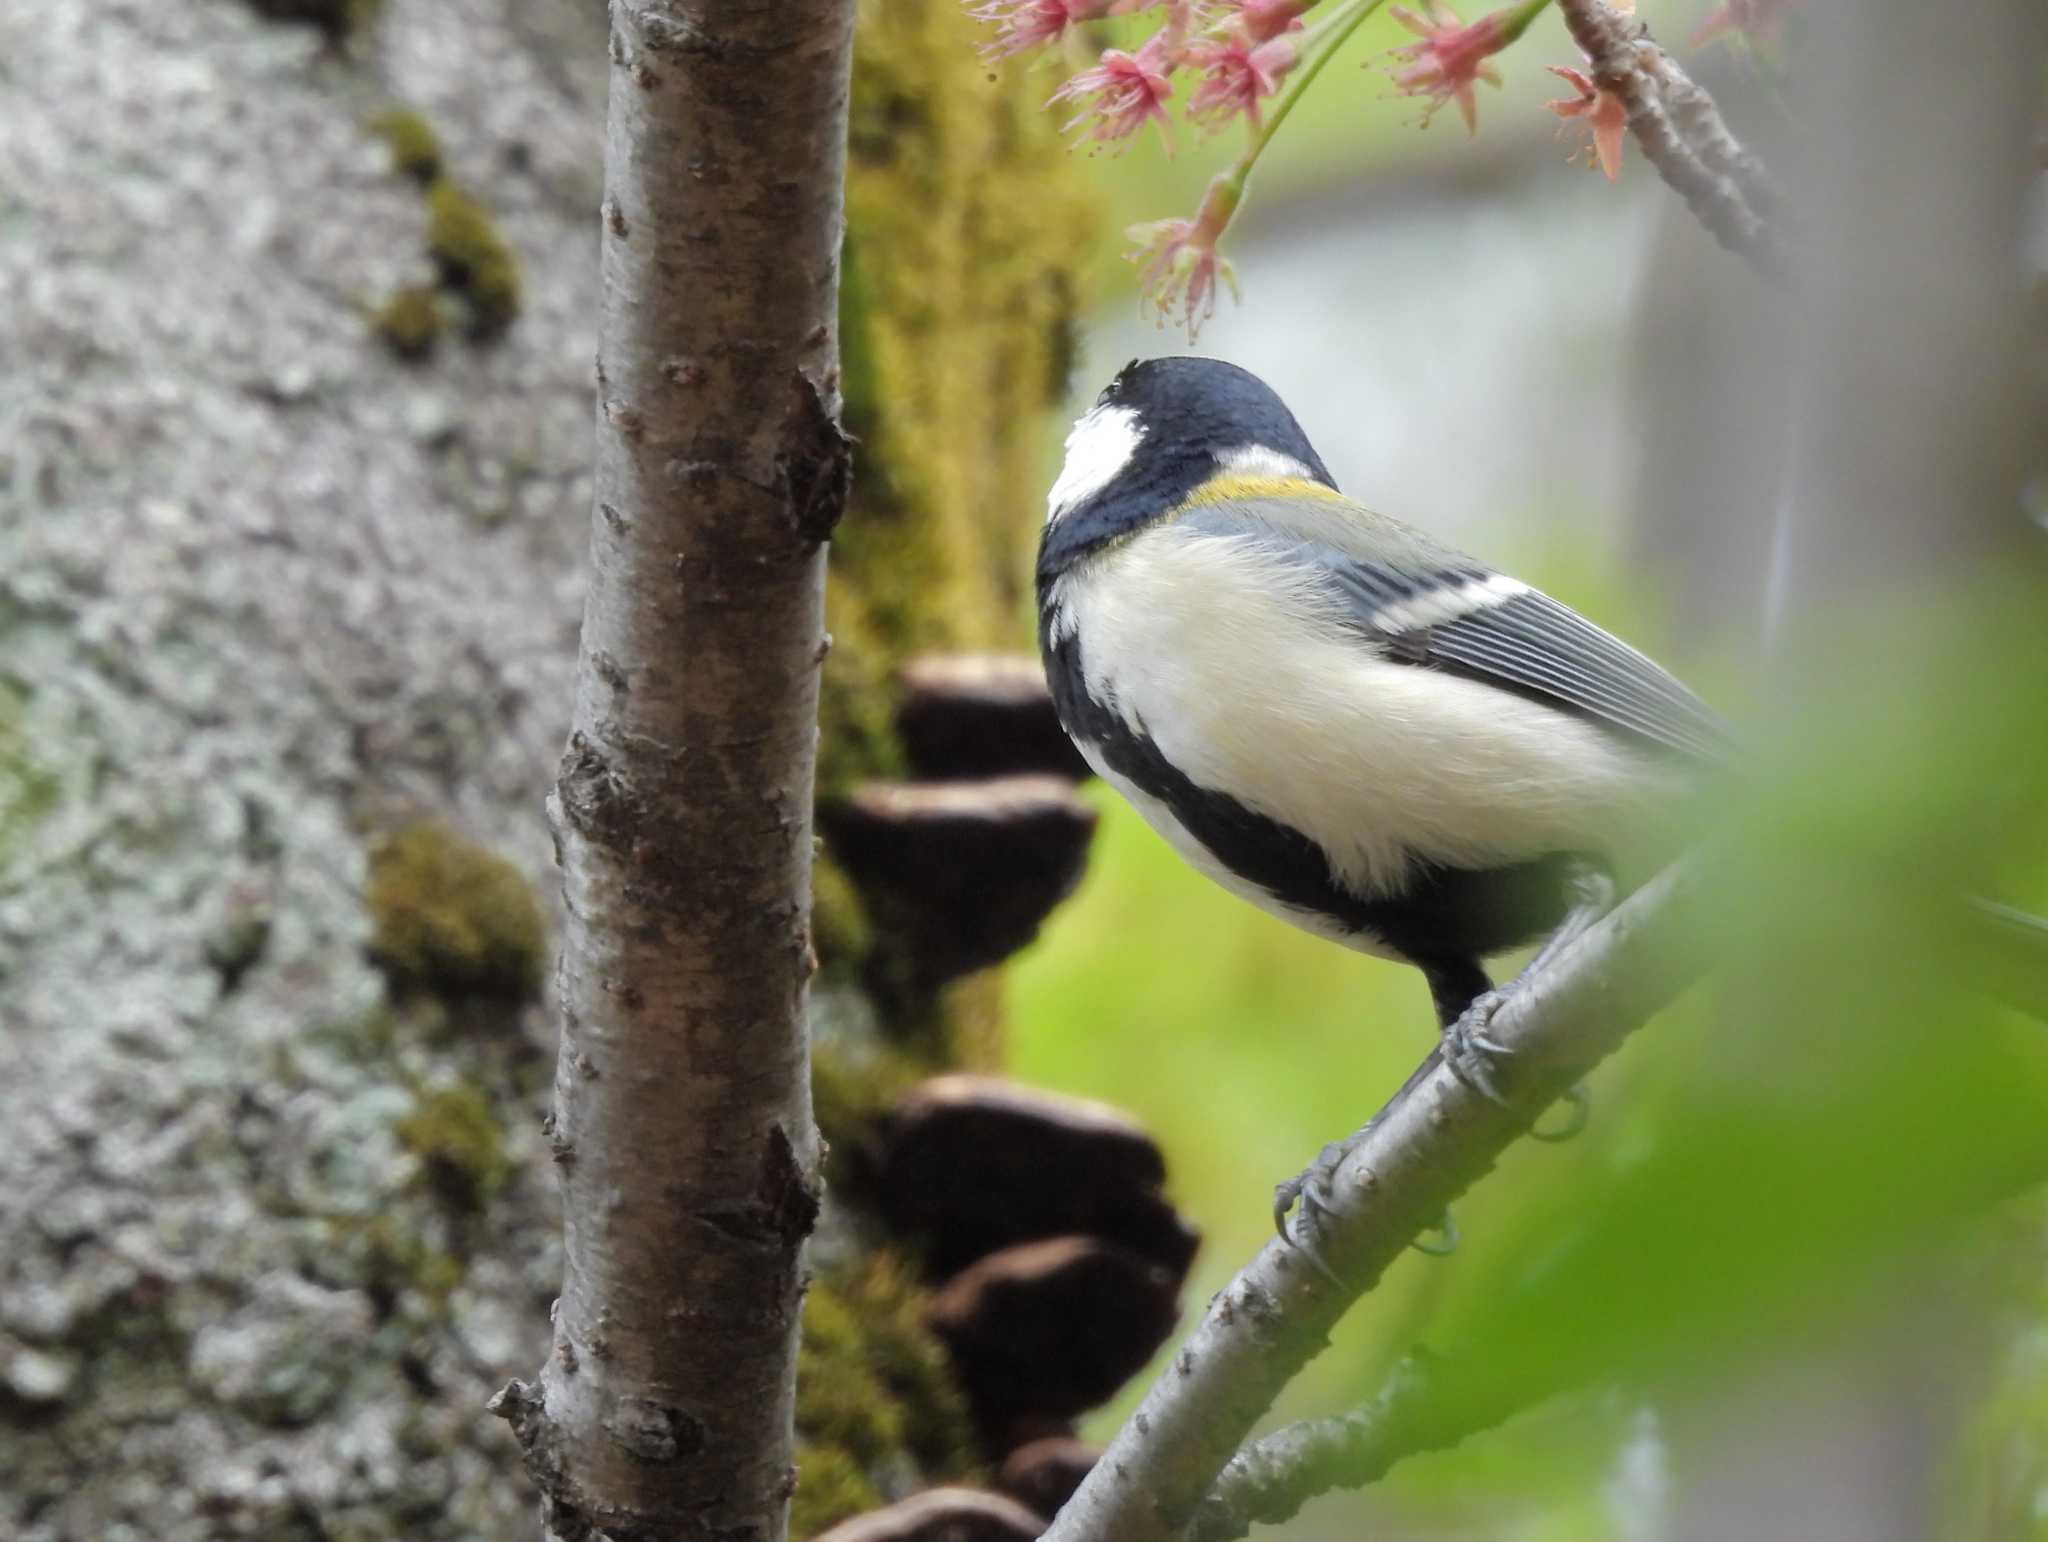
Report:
1049,32,1178,149
1691,0,1794,49
1544,63,1626,181
969,0,1112,60
1127,174,1241,335
1387,2,1509,133
1186,31,1300,129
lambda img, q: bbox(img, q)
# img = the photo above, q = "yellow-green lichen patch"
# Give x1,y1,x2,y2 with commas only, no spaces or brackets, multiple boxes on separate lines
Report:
798,1254,976,1488
369,107,443,182
372,286,446,361
426,180,522,339
364,822,546,1000
395,1085,513,1214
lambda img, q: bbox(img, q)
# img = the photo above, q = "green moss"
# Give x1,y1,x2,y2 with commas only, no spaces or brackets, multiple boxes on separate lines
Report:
426,179,522,339
364,822,546,1000
809,1036,925,1195
395,1085,513,1214
811,0,1094,805
372,286,446,361
0,682,57,852
369,108,443,182
810,855,873,979
791,1441,883,1541
798,1254,975,1483
326,1212,468,1307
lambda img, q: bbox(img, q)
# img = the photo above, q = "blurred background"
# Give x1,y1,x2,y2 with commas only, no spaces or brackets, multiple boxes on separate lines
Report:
3,0,2043,1539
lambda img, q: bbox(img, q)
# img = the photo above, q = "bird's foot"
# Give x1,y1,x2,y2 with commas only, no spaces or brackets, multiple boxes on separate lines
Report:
1273,1138,1352,1284
1275,1138,1461,1278
1441,990,1513,1106
1444,994,1592,1140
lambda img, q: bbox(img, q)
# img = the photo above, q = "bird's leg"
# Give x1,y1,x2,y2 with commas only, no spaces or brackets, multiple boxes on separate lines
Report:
1442,865,1617,1115
1429,958,1510,1105
1273,1050,1447,1268
1523,864,1617,977
1275,869,1619,1257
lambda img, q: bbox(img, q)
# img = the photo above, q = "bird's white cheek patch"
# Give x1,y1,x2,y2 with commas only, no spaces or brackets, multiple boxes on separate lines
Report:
1047,404,1143,524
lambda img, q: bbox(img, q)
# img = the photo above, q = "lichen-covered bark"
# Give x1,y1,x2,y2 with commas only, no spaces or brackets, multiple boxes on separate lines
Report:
0,2,1091,1539
487,2,856,1538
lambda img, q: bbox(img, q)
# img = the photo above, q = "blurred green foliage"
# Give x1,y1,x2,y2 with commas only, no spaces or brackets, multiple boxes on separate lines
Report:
1009,570,2048,1534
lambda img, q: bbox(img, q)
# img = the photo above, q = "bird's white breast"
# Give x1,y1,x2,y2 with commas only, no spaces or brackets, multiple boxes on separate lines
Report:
1049,525,1675,905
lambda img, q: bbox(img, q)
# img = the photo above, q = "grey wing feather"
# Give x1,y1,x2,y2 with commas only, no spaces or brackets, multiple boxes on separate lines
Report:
1321,555,1735,765
1174,499,1734,764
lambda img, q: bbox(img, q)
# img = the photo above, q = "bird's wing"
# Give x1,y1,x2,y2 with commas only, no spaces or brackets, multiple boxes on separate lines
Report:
1175,499,1732,764
1323,557,1735,764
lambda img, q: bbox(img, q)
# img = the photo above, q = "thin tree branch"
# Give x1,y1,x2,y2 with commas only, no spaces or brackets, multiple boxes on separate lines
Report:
1559,0,1794,280
1040,855,1716,1542
1187,1354,1464,1542
489,2,856,1539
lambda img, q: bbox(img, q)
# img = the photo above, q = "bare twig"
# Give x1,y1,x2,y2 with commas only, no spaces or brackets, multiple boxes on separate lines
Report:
1187,1355,1461,1542
1039,856,1716,1542
1559,0,1794,280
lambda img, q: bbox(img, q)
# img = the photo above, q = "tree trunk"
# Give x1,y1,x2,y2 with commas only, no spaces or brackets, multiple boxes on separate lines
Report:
486,2,858,1538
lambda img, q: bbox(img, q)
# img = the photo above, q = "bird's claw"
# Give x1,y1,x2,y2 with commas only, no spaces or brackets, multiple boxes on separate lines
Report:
1410,1209,1459,1256
1274,1139,1351,1285
1529,1081,1591,1142
1441,990,1513,1107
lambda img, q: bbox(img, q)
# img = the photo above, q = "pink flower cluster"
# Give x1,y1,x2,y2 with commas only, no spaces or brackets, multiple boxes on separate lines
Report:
960,0,1798,335
1386,1,1509,133
971,0,1307,150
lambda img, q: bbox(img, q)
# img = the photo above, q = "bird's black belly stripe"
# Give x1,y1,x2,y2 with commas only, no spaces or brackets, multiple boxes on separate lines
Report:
1040,618,1578,963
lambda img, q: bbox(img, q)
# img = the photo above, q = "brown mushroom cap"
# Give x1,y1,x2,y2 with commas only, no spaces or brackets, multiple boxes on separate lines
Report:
818,777,1097,989
928,1236,1180,1442
995,1436,1101,1520
896,655,1092,784
877,1075,1199,1281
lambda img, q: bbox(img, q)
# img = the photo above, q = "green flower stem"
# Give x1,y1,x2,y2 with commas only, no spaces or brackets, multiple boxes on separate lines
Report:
1221,0,1389,208
1495,0,1555,47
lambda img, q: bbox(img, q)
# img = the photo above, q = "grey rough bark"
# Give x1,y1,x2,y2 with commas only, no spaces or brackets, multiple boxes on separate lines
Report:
487,2,858,1539
2,3,610,1537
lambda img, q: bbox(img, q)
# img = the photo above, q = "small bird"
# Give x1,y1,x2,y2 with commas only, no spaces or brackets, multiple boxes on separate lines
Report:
1036,357,1728,1081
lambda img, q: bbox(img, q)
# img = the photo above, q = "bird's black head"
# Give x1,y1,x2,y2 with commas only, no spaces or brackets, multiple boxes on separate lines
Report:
1037,356,1336,582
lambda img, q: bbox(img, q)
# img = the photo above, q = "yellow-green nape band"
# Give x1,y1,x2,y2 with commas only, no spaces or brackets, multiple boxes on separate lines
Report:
1172,473,1347,511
